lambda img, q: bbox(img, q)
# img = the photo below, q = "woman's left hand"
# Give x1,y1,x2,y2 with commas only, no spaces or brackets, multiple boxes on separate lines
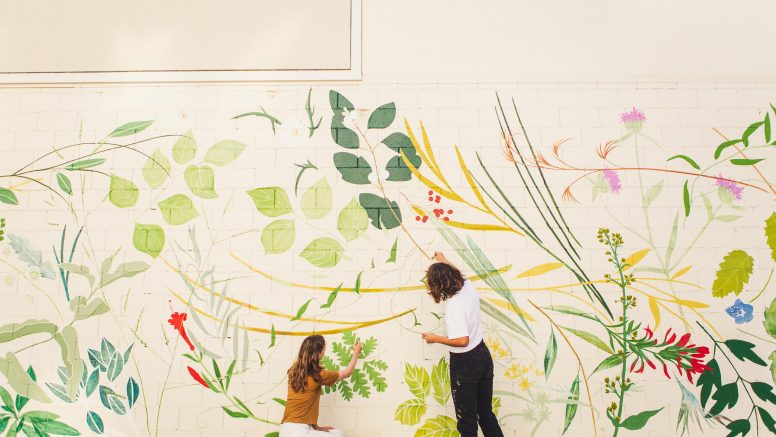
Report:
421,332,438,344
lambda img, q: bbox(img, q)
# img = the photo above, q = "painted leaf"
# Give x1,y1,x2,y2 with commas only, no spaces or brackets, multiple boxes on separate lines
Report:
431,356,450,406
404,363,430,400
0,319,57,344
667,154,700,170
387,237,398,263
290,299,312,321
593,354,624,374
204,140,246,166
132,223,165,258
87,411,104,434
761,406,776,434
386,154,421,182
320,284,342,309
712,250,754,297
107,120,153,137
247,186,292,217
766,212,776,262
56,173,72,195
544,329,558,380
6,234,56,279
64,158,105,171
108,174,139,208
731,158,764,165
172,130,197,164
682,180,691,217
368,102,396,129
69,296,109,321
53,326,83,399
100,261,150,287
620,408,663,430
671,265,692,279
142,149,170,189
492,397,501,416
98,385,126,415
158,194,199,225
329,90,359,149
298,237,343,268
394,399,426,425
359,193,402,230
622,249,650,271
0,352,50,403
337,198,369,241
546,305,597,321
0,187,18,205
184,164,217,199
742,120,765,146
765,297,776,341
643,180,664,207
415,415,459,437
725,339,767,366
648,297,661,329
85,370,99,397
300,177,332,220
333,152,372,184
126,377,139,408
261,219,295,254
562,375,580,434
562,327,613,354
516,262,563,279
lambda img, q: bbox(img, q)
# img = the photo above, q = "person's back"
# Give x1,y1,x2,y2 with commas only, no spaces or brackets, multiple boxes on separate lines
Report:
444,279,483,354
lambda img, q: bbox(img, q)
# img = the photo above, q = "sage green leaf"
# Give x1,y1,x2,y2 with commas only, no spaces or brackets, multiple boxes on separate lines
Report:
415,415,458,437
58,263,94,288
45,382,72,403
108,174,139,208
367,102,396,129
158,194,199,225
172,130,197,164
643,180,663,207
299,238,343,268
300,177,332,220
56,173,72,195
337,198,369,241
184,164,217,199
0,187,18,205
620,408,663,430
132,223,165,258
247,186,292,217
431,356,450,406
0,352,50,403
333,152,372,184
64,158,105,171
0,319,57,343
359,193,402,230
545,305,597,321
107,120,153,138
562,327,613,354
712,250,754,297
329,90,359,149
261,219,295,254
394,398,426,426
100,261,149,288
204,140,246,166
404,363,430,400
53,326,83,399
98,385,126,415
766,212,776,262
142,149,170,189
69,296,109,321
544,329,558,380
562,375,580,434
87,411,104,434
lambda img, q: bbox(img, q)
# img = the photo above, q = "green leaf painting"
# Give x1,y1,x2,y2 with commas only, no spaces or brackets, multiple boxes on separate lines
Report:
711,250,754,297
247,186,292,217
367,102,396,129
766,212,776,262
261,219,295,254
184,164,217,199
107,120,153,138
329,90,359,149
172,130,197,164
394,398,426,426
142,149,171,189
337,198,369,241
108,174,139,208
132,223,165,258
333,152,372,185
204,140,246,166
300,177,333,220
359,193,402,230
299,237,344,268
158,194,199,225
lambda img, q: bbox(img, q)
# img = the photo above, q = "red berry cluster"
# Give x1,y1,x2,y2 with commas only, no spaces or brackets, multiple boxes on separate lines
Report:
415,190,454,223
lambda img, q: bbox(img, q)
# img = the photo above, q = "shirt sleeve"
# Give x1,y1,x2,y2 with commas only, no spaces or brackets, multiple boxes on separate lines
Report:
320,369,339,387
445,301,469,340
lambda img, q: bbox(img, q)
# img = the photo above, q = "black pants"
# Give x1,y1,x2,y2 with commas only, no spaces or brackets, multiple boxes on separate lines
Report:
449,341,504,437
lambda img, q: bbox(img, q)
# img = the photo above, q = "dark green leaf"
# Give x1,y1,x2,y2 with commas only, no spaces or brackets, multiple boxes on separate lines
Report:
98,385,126,415
715,139,742,159
87,411,104,434
766,112,772,143
682,180,691,218
14,394,28,413
751,381,776,404
85,370,98,397
358,193,402,230
725,339,767,366
333,152,372,185
667,154,700,170
64,158,106,171
367,103,396,129
619,408,662,430
126,377,139,408
709,382,738,416
697,358,721,408
329,90,359,149
562,375,580,434
759,406,776,433
730,158,764,165
725,419,751,437
0,416,10,433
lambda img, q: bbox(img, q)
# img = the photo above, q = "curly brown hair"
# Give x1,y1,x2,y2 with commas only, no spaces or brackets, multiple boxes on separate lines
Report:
425,262,465,303
287,335,326,392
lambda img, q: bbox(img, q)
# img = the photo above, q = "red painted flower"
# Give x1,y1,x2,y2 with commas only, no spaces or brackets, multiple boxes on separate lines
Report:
168,312,195,351
634,327,711,383
187,366,209,388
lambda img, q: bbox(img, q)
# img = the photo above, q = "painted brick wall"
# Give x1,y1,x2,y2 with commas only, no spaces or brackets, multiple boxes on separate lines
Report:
0,82,775,436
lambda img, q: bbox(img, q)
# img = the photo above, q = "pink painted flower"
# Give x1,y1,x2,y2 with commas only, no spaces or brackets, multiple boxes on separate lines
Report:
603,169,622,194
620,108,646,132
715,176,744,201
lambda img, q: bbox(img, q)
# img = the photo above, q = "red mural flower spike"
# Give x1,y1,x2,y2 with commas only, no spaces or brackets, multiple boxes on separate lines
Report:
637,327,711,383
187,366,209,388
168,311,195,351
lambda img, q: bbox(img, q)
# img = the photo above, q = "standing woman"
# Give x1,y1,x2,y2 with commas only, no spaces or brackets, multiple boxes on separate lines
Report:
421,251,504,437
280,335,362,436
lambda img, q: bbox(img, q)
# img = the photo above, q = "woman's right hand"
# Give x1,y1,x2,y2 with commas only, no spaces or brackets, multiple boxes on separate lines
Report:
353,340,362,357
433,251,446,262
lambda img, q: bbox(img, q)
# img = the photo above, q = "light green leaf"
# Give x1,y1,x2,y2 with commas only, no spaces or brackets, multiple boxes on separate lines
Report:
545,305,597,321
592,354,624,374
431,356,450,406
132,223,165,258
715,215,743,222
404,363,430,400
0,353,50,403
64,158,105,171
142,149,170,189
58,263,94,288
299,237,343,268
53,326,83,399
100,261,150,287
300,177,332,220
394,398,426,426
562,375,580,434
108,174,139,208
184,165,217,199
712,250,754,297
544,329,558,380
701,193,713,221
620,408,663,430
290,299,312,321
261,220,295,254
415,415,459,437
158,194,199,225
337,198,369,242
0,319,57,343
172,130,197,164
247,186,292,217
56,173,72,195
69,296,109,321
320,283,342,309
492,397,501,416
367,102,396,129
562,327,613,354
643,180,663,207
665,212,679,265
204,140,246,166
387,237,398,263
766,212,776,262
667,154,701,170
107,120,153,138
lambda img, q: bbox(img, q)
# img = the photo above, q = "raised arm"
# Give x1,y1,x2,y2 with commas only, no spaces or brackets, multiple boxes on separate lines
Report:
433,251,458,270
338,341,362,380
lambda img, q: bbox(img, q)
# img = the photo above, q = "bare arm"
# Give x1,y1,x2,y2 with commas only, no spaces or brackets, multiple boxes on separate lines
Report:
433,251,458,270
337,341,362,380
421,333,469,348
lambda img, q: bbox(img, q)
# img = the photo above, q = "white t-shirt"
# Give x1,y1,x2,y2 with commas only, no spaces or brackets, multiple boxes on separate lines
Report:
444,280,483,353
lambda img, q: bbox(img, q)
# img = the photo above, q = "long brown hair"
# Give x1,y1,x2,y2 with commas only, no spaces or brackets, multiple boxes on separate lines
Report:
288,335,326,392
425,262,465,303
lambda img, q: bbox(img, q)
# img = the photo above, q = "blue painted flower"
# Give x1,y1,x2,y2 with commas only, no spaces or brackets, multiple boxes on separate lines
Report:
725,299,753,324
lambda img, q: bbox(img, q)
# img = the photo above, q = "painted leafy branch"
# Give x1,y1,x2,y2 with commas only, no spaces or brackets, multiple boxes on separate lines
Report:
322,331,387,401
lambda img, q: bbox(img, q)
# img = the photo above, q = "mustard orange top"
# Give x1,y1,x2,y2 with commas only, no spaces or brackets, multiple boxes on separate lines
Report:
281,370,339,425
